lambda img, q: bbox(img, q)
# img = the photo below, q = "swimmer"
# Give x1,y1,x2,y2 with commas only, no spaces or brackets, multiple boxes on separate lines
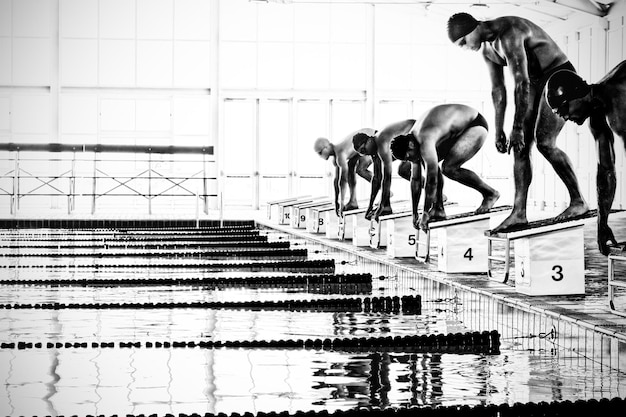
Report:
546,61,626,255
390,104,500,231
352,124,413,221
314,130,374,217
448,13,589,232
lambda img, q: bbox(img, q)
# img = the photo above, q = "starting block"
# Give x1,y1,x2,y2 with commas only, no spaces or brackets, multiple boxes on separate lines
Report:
369,201,412,249
341,207,370,245
306,203,334,234
379,211,416,258
273,196,316,225
290,198,331,229
608,243,626,317
267,196,309,222
486,210,600,295
314,205,340,239
415,206,512,274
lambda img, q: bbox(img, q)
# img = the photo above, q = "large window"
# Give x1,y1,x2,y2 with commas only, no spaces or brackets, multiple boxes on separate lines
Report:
4,0,615,216
222,99,256,207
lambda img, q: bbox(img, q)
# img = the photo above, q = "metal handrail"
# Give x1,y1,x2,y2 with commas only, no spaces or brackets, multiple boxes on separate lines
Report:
0,142,214,155
0,143,217,216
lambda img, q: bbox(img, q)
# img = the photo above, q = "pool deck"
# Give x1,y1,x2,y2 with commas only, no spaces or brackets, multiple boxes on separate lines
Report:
255,207,626,346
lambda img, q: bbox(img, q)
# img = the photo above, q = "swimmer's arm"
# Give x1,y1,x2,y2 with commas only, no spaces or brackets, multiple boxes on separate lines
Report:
501,33,531,139
485,58,507,135
590,113,618,254
367,154,383,215
410,162,423,228
379,143,394,208
420,141,439,215
336,155,350,209
375,121,414,209
333,164,341,208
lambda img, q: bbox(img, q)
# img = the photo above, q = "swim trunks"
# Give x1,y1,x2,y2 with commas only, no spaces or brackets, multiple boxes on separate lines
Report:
466,112,489,131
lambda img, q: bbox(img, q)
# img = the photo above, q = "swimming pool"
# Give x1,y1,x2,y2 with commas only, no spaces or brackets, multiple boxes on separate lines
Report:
0,221,624,416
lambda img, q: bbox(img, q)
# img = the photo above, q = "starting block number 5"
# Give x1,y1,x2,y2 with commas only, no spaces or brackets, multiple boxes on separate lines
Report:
385,218,415,257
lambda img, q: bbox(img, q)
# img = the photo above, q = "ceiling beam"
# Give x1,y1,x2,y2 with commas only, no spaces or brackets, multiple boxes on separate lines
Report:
539,0,611,16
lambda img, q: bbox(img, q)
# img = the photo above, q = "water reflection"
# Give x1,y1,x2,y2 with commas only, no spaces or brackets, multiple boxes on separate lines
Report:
1,347,624,416
2,227,626,415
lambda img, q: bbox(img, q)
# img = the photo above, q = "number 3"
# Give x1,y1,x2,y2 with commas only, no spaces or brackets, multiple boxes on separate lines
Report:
552,265,564,281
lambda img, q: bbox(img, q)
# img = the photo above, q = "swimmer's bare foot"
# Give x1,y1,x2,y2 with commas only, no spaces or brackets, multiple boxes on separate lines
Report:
554,202,589,221
429,207,446,221
344,202,358,211
492,212,527,233
475,191,500,214
376,205,393,220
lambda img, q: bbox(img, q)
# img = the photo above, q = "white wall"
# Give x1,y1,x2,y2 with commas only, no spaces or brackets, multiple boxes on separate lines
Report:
0,0,216,216
1,0,625,216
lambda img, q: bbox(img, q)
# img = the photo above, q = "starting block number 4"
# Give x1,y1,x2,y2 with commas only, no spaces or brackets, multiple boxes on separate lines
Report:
437,219,489,273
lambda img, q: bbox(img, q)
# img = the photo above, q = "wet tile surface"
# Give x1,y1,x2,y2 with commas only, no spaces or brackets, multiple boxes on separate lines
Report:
259,210,626,343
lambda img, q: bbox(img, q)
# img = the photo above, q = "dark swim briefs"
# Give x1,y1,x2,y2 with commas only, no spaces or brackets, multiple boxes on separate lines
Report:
466,112,489,131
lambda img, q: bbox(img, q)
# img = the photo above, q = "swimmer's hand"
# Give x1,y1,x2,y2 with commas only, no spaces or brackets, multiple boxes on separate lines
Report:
335,202,344,217
508,130,525,154
413,215,420,231
598,223,618,256
365,207,375,221
418,212,430,233
495,131,508,154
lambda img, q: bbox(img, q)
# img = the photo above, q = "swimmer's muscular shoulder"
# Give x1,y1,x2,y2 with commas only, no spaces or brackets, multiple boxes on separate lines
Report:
496,23,532,51
378,119,416,141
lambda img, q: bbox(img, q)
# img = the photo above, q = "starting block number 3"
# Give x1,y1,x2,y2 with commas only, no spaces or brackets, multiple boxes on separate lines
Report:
518,262,565,281
513,227,585,296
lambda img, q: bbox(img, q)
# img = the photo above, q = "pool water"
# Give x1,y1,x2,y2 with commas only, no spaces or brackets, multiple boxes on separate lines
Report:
0,226,625,416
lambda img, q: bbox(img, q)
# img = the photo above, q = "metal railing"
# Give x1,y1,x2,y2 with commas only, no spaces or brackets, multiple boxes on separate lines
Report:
0,143,217,216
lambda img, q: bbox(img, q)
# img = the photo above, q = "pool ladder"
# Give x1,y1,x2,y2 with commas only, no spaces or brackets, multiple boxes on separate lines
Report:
608,250,626,317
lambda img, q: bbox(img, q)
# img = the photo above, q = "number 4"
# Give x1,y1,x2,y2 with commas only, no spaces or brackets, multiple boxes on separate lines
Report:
464,248,473,261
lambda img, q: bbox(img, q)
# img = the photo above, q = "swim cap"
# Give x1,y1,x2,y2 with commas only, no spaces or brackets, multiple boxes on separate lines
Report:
352,132,371,151
390,135,411,161
447,13,479,43
545,69,590,110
